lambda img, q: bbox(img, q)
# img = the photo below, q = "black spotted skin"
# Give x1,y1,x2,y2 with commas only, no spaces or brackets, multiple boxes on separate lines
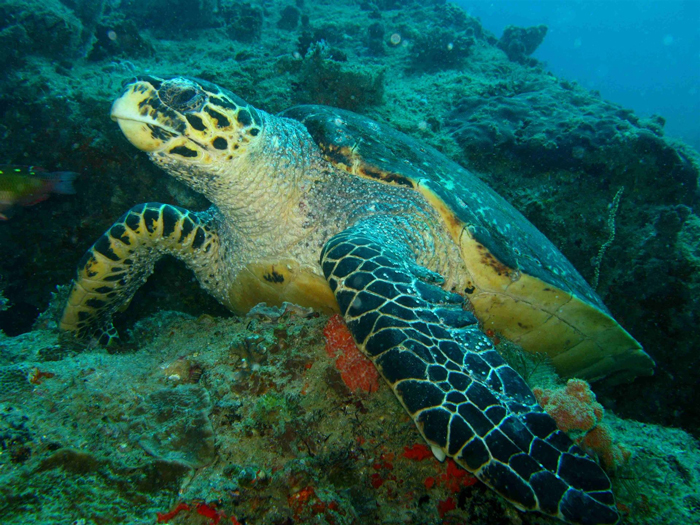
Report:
321,218,620,525
60,203,220,344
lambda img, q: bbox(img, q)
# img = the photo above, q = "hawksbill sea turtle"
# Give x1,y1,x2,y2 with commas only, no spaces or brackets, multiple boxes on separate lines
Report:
60,76,654,524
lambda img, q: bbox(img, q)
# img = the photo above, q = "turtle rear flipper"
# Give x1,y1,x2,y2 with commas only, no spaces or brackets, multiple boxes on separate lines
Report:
60,202,220,343
321,218,620,525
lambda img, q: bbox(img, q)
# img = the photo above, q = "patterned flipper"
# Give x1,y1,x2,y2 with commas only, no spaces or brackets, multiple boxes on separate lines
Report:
321,220,620,525
60,203,219,344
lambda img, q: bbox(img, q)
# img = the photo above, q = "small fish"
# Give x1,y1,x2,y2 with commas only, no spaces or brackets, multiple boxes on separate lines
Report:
0,165,77,220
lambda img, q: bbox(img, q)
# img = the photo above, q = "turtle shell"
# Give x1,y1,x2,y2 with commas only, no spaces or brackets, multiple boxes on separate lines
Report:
282,105,654,383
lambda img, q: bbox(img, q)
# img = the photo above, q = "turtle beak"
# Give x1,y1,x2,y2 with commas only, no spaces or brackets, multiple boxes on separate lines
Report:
111,80,179,153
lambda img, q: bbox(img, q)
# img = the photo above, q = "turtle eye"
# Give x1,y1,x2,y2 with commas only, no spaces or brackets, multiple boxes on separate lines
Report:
159,79,206,113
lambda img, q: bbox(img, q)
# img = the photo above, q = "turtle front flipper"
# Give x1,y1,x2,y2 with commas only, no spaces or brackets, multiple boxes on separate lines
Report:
60,202,220,344
321,219,620,525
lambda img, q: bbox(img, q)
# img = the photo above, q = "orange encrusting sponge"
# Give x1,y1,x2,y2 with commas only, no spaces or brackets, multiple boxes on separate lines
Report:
323,314,380,393
533,379,630,470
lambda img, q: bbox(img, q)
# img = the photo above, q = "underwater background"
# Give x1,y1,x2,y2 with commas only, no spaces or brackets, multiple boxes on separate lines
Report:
0,0,699,524
460,0,700,152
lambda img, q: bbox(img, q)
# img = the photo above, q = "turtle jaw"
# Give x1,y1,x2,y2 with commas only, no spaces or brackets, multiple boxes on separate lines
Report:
111,116,177,153
110,79,188,153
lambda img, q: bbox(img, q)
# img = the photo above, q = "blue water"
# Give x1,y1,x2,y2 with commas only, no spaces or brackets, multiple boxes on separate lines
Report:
458,0,700,151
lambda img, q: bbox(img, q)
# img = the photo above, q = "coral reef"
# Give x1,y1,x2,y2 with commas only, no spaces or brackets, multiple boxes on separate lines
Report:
221,1,264,42
297,43,384,110
135,385,217,468
0,280,8,313
367,21,385,55
445,81,696,204
277,4,301,31
497,24,548,65
0,0,84,64
120,0,218,31
87,18,154,61
409,26,474,71
0,313,491,523
371,0,405,10
534,379,605,435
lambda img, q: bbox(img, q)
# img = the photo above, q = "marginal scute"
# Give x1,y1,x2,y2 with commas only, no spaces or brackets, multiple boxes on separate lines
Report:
560,489,621,525
558,453,612,492
417,408,450,447
481,461,537,510
447,414,475,455
458,437,490,470
529,470,569,514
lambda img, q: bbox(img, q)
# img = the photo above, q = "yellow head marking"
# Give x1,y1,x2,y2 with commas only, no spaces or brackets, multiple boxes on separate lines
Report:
110,76,263,163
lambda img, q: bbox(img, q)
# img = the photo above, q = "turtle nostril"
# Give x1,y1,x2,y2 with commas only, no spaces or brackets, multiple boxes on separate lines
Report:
159,79,205,112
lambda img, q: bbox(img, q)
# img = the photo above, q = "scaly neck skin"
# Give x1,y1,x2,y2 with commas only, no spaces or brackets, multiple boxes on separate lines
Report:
218,114,318,236
157,111,326,254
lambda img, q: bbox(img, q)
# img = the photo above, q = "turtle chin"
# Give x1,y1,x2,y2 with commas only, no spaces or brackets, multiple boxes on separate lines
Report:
113,117,170,152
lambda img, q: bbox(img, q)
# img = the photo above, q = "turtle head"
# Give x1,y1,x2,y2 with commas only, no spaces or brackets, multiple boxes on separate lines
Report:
111,76,263,168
